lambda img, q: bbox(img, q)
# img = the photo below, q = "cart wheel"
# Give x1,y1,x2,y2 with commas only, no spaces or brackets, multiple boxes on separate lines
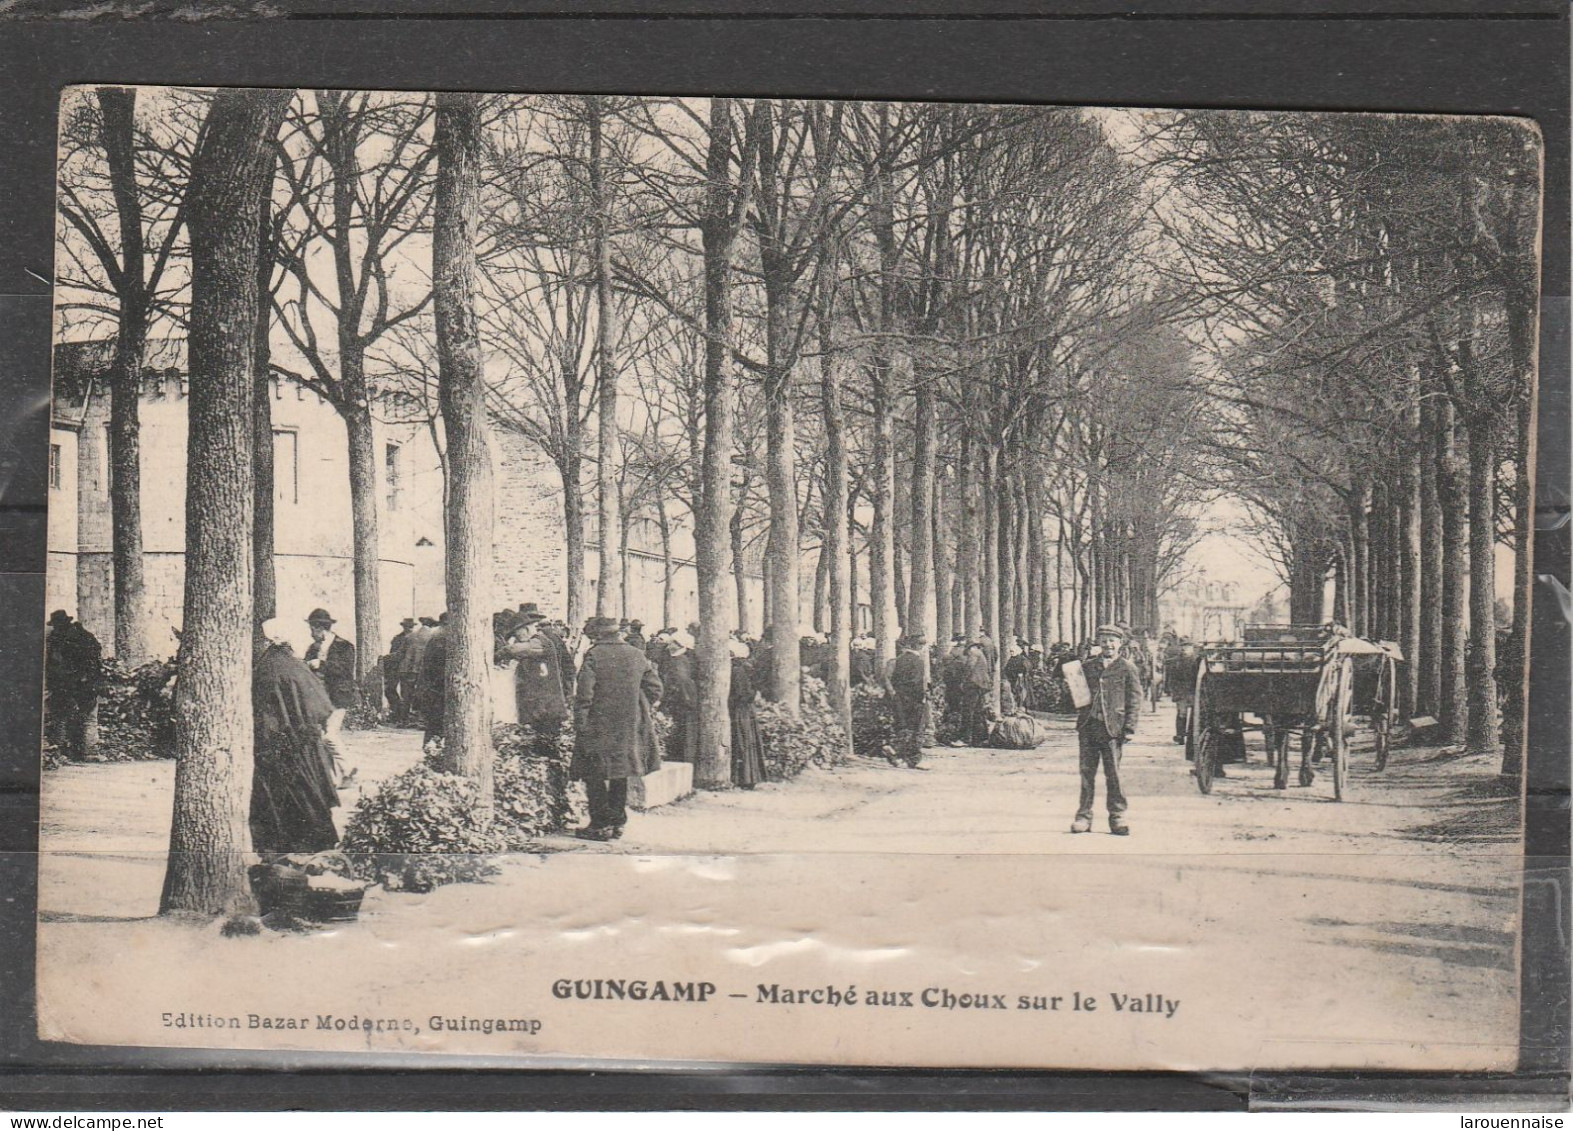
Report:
1195,724,1217,795
1332,662,1350,801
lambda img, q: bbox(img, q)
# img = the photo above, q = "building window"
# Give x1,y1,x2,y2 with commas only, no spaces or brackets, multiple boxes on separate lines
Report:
48,444,62,490
385,443,402,512
273,429,298,505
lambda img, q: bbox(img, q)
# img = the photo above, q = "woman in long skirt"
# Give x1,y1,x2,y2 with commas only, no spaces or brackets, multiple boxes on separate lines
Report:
729,640,767,788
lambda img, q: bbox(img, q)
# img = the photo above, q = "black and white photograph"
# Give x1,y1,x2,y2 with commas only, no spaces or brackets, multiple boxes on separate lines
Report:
37,87,1542,1070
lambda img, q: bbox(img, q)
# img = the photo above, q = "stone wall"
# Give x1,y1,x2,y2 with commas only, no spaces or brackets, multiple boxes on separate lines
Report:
488,427,570,617
58,373,423,658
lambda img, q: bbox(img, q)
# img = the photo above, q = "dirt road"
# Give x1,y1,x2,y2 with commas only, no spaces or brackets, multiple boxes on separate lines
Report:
36,705,1523,1071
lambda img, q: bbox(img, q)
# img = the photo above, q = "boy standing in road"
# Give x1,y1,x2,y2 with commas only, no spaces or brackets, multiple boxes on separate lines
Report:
1072,624,1142,836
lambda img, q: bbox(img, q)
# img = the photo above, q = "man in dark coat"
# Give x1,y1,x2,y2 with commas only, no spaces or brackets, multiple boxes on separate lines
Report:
960,641,993,747
1167,639,1201,745
656,631,699,764
1003,646,1030,713
624,620,647,651
940,634,967,738
1072,624,1142,836
541,616,576,696
252,619,340,856
305,608,357,706
888,634,929,769
385,617,416,724
44,610,102,760
572,616,663,840
417,613,449,747
401,617,435,726
501,605,568,749
304,608,357,785
646,630,672,668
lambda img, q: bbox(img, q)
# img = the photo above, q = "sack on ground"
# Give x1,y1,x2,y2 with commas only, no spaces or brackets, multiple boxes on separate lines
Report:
991,715,1044,750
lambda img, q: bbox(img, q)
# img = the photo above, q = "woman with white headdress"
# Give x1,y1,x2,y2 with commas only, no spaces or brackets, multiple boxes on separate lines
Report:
728,638,767,788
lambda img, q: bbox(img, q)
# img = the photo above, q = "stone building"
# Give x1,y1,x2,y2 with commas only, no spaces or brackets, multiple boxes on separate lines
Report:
47,339,764,660
1156,574,1251,643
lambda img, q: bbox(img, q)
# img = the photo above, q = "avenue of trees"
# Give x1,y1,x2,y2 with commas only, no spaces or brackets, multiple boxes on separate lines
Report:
52,91,1540,917
1148,112,1541,773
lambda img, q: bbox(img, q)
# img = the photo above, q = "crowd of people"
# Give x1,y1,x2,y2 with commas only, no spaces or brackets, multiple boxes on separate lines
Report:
45,595,1208,852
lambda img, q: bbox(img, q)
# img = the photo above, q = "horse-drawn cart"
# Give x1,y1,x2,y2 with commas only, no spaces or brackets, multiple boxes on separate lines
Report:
1189,624,1354,800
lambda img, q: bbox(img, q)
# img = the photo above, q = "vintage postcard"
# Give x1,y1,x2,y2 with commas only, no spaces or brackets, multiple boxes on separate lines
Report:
38,88,1540,1071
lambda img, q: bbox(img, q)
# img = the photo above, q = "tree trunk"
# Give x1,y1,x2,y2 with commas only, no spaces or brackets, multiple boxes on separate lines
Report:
1332,545,1348,629
959,436,981,638
762,278,800,708
159,88,290,918
869,353,897,668
812,537,829,634
618,508,632,621
982,443,1000,701
561,452,587,627
657,495,675,631
1289,537,1327,623
932,471,953,645
1465,417,1500,755
1026,478,1043,647
892,523,907,636
252,152,277,638
589,98,623,620
1399,438,1422,719
869,110,898,670
848,504,861,635
731,502,750,637
98,87,150,664
433,91,494,816
997,461,1016,657
1350,483,1370,638
908,372,936,649
318,93,385,686
693,97,747,789
1419,401,1444,718
819,271,852,745
343,389,382,685
1368,480,1388,639
1385,483,1403,643
1438,401,1469,745
1054,518,1066,643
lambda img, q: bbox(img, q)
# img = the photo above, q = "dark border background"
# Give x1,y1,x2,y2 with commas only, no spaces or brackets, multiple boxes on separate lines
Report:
0,1,1566,1111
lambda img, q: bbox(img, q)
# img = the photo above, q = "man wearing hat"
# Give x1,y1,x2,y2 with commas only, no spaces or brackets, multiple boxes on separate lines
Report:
44,610,102,760
657,630,699,763
888,634,930,769
1072,624,1142,836
501,604,569,750
417,612,450,748
624,619,647,651
571,616,664,840
400,616,436,727
385,617,417,725
304,608,357,785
